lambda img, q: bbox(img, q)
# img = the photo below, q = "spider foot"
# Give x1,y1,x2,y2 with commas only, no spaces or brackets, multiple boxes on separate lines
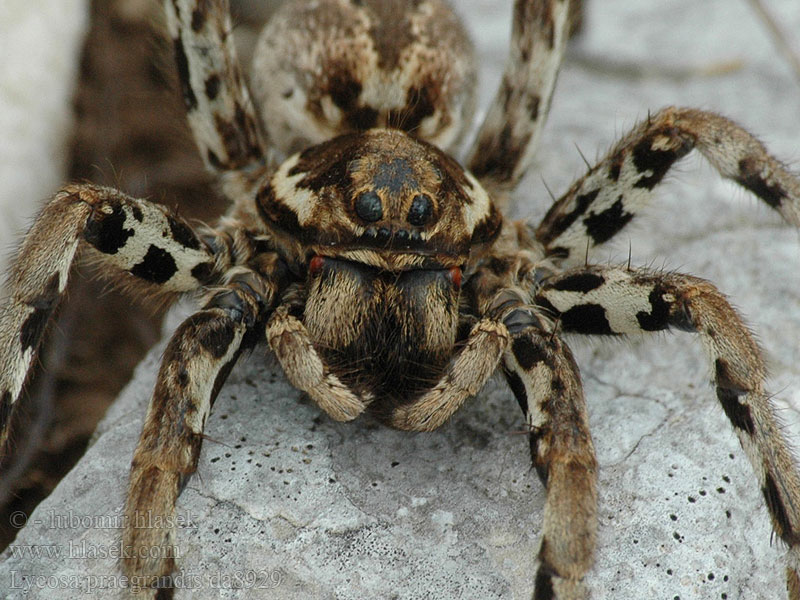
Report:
124,465,180,597
789,555,800,600
534,569,588,600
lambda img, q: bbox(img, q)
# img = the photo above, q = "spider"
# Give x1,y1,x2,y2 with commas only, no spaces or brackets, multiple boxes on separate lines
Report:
1,0,799,598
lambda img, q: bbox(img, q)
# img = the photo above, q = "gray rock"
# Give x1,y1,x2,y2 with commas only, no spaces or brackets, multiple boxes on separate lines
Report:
3,1,800,599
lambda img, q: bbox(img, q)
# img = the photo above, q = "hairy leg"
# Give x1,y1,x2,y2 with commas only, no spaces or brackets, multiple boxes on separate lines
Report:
537,265,800,595
387,314,511,431
535,107,800,262
0,184,217,456
265,305,373,423
123,270,280,597
163,0,271,176
466,0,573,201
502,308,597,600
387,256,597,597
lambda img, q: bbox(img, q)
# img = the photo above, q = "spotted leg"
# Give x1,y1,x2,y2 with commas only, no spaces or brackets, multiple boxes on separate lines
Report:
466,0,572,200
503,310,597,600
537,265,800,597
0,184,218,457
163,0,271,176
535,107,800,263
123,268,285,598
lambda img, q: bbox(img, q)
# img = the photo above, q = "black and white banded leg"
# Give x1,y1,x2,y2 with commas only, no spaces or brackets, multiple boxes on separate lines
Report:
0,184,217,456
502,310,597,600
536,107,800,263
466,0,572,201
123,272,279,598
163,0,271,176
536,265,800,595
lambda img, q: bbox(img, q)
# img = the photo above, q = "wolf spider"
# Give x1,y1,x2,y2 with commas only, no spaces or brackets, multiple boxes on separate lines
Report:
1,0,800,598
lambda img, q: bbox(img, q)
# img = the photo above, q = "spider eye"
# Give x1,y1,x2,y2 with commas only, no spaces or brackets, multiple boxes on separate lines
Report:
355,191,383,222
407,194,433,226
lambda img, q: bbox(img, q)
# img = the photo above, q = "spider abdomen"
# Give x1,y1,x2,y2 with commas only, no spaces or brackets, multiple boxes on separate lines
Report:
303,256,460,417
250,0,476,155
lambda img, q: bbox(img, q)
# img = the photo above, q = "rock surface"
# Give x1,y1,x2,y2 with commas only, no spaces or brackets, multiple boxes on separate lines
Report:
3,1,800,599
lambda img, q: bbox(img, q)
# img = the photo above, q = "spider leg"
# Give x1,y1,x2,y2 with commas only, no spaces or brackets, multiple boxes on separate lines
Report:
123,268,282,598
535,107,800,263
462,260,598,598
466,0,573,201
265,304,373,423
0,184,217,456
385,265,597,597
164,0,272,178
387,288,516,432
537,265,800,593
502,313,597,600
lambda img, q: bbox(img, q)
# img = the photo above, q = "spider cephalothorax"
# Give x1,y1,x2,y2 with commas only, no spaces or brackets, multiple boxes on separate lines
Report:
250,0,477,153
2,1,800,599
260,129,501,270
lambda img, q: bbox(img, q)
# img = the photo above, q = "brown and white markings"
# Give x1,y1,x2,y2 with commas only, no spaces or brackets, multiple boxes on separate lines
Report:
1,0,800,599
